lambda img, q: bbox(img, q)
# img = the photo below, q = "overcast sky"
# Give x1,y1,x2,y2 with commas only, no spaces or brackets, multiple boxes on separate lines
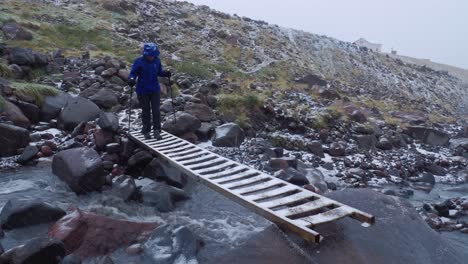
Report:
185,0,468,69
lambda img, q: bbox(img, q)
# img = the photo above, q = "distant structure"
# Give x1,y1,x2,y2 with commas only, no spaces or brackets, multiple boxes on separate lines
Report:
354,38,382,52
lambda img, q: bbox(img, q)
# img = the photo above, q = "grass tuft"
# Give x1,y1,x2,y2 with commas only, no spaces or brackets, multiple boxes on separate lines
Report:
0,94,6,111
0,63,14,78
217,91,264,128
11,81,58,106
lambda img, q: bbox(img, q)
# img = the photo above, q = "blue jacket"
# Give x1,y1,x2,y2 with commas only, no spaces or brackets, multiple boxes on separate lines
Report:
129,56,166,95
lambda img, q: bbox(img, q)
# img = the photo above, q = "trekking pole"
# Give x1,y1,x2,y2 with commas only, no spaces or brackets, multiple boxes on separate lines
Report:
128,83,134,132
168,76,177,124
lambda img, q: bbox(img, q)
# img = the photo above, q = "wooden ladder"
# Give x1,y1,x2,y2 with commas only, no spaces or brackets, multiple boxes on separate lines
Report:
128,130,375,243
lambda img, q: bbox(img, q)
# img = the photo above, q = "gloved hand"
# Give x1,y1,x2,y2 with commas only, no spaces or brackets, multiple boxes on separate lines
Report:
128,78,136,87
163,70,172,78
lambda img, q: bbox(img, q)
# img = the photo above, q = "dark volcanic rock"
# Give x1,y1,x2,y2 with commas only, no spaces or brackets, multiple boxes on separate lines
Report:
210,189,468,264
212,123,245,147
48,209,158,258
0,199,65,230
354,134,376,151
93,128,114,151
0,237,65,264
143,158,187,188
3,100,31,128
404,126,450,146
0,123,30,157
17,145,39,164
2,22,33,41
306,141,324,157
162,112,201,136
97,112,119,132
184,103,215,122
15,100,40,124
40,91,70,122
140,180,189,212
58,96,101,131
89,88,119,109
52,147,106,194
274,168,309,186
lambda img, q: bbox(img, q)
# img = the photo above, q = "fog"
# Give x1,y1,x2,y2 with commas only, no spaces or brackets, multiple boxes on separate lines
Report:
186,0,468,69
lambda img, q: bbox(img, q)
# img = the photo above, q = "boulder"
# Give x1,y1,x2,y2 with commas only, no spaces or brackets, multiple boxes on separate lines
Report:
274,168,309,186
302,168,328,193
354,134,376,151
212,123,245,147
143,158,187,188
144,225,200,264
140,181,189,212
17,145,39,164
3,100,31,128
0,199,65,230
184,103,215,122
60,254,82,264
89,88,119,109
52,147,106,194
2,22,33,41
93,128,114,151
0,237,65,264
329,142,346,156
306,141,324,157
58,96,101,131
40,91,70,122
48,209,158,258
97,112,119,132
100,67,118,78
110,175,138,201
376,137,393,150
14,100,39,124
269,157,298,170
404,126,450,146
424,164,447,176
128,150,153,168
450,138,468,150
0,123,30,157
8,47,35,66
210,189,468,264
196,122,214,140
162,112,201,136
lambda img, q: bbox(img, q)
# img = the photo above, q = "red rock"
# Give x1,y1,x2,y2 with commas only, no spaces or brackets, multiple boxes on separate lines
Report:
41,133,54,140
48,209,158,258
41,145,53,157
93,128,114,151
43,140,58,151
111,167,124,176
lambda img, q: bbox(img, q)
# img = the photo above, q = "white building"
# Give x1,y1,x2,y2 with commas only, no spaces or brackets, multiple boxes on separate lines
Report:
354,38,382,52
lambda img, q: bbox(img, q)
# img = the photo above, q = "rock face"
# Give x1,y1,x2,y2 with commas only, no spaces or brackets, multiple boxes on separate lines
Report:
212,123,245,147
404,126,450,146
97,112,119,132
52,147,106,194
0,237,65,264
162,112,201,136
48,209,158,258
144,225,200,264
3,100,31,128
0,199,65,230
0,123,30,157
2,22,33,41
139,180,190,212
89,88,119,109
210,189,468,264
58,96,101,131
184,103,215,122
40,91,70,122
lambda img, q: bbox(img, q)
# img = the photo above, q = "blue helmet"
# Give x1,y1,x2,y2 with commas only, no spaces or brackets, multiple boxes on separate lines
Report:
142,43,160,57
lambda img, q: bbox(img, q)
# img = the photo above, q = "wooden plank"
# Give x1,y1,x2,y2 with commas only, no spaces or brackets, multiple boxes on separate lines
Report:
246,185,299,202
167,148,204,158
259,192,317,209
186,158,229,170
233,180,285,195
275,199,336,218
300,206,352,226
193,162,238,174
222,176,271,189
157,142,189,151
206,167,249,179
127,130,375,244
214,171,260,184
160,145,197,154
180,155,218,166
174,152,212,162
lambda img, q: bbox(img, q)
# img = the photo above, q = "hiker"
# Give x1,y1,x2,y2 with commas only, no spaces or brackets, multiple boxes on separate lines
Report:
128,43,171,140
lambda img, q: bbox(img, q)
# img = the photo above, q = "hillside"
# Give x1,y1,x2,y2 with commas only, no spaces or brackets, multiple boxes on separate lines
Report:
1,0,468,122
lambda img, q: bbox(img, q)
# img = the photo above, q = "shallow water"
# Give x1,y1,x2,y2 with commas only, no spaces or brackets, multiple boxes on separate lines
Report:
0,164,268,263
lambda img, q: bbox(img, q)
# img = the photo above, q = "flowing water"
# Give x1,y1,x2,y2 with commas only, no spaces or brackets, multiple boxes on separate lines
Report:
1,163,468,263
0,163,268,263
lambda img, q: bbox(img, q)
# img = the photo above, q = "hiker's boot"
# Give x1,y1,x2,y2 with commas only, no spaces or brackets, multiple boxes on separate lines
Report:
153,130,163,140
143,133,152,140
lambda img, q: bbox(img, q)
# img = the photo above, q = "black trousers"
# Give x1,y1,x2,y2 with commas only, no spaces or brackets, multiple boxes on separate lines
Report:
138,92,161,134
